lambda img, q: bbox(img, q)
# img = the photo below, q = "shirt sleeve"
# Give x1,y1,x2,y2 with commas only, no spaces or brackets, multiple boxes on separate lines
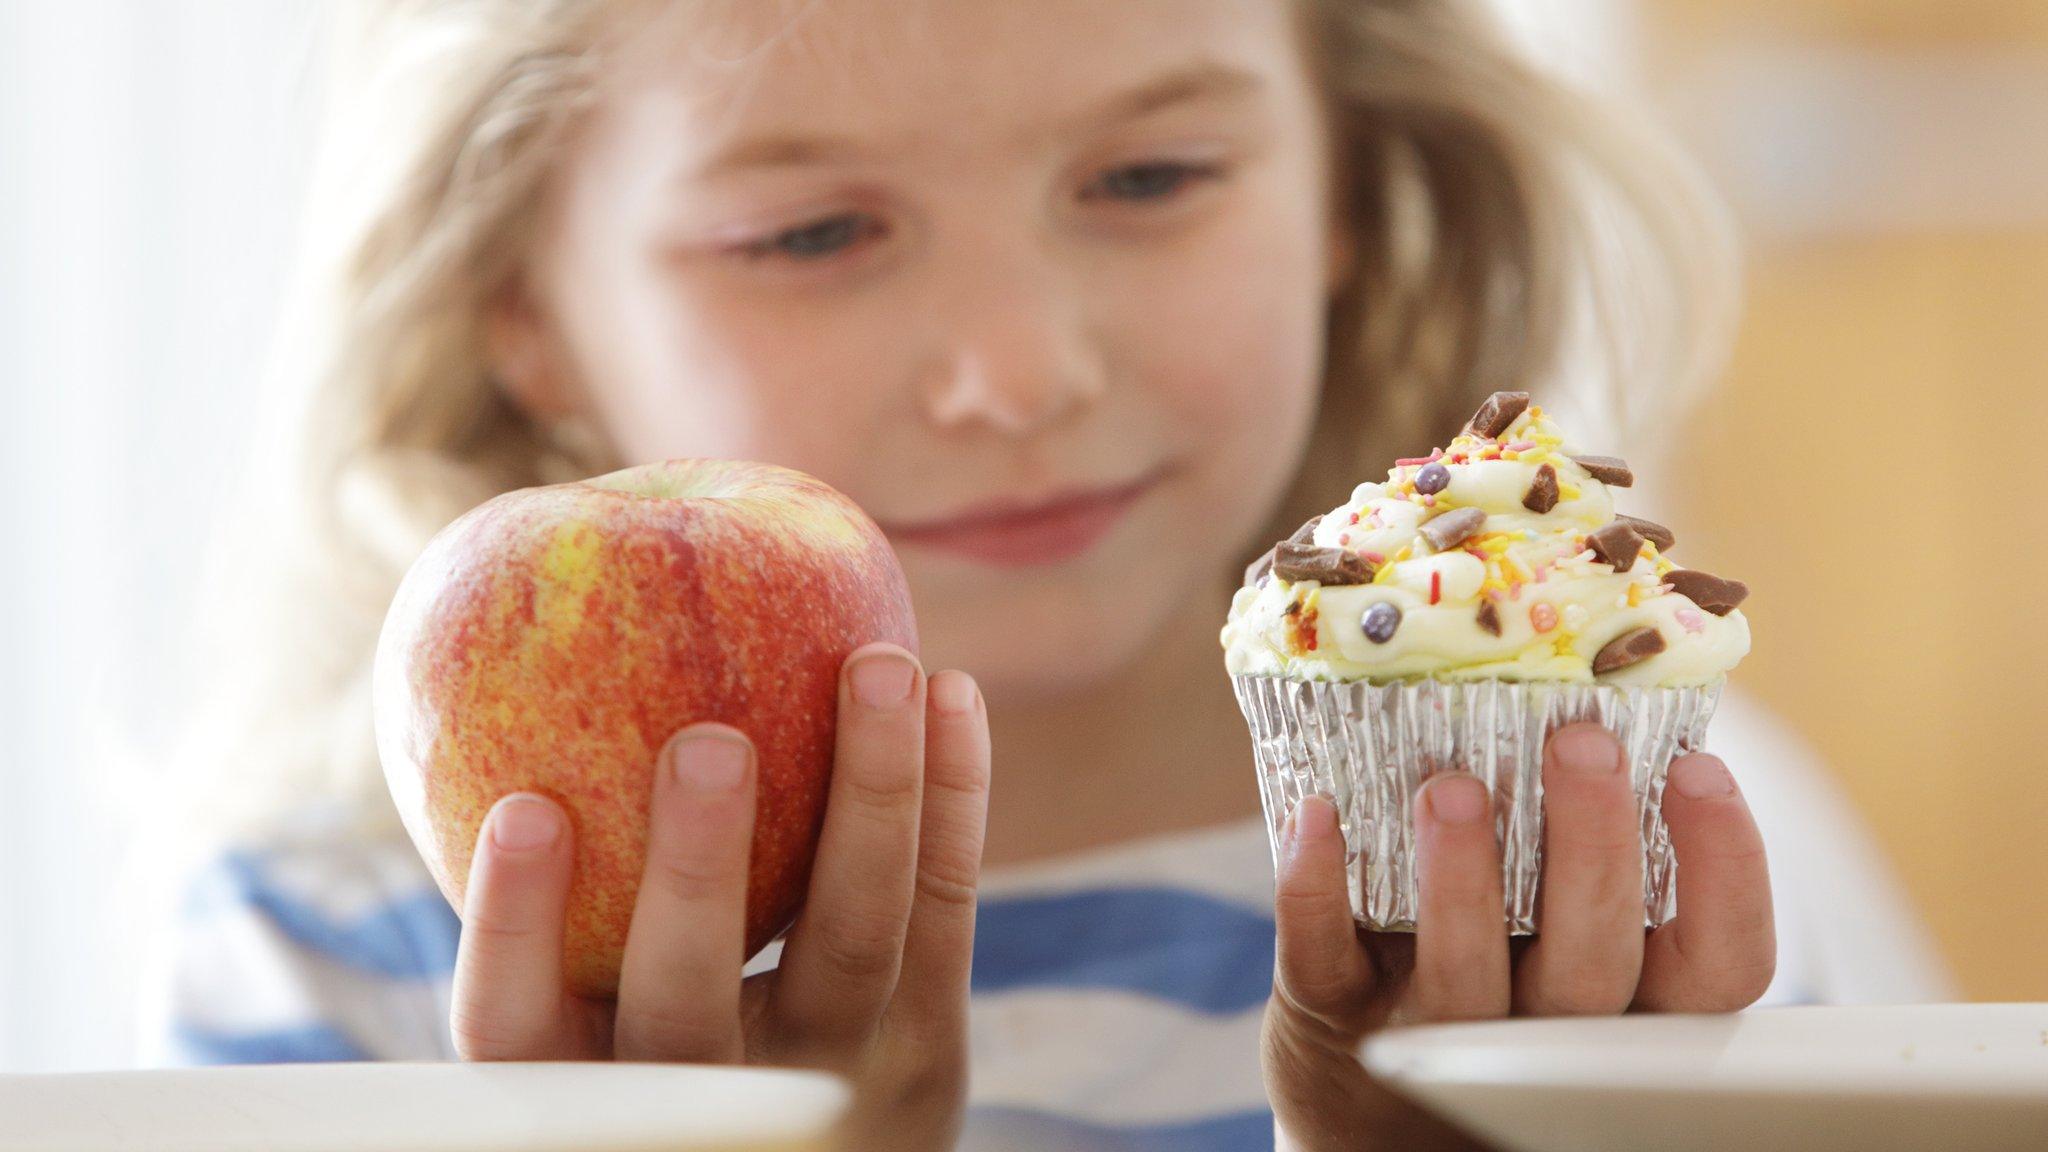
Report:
135,827,463,1067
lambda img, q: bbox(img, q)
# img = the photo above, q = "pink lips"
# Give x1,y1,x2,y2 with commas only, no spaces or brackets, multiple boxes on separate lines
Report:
879,469,1167,568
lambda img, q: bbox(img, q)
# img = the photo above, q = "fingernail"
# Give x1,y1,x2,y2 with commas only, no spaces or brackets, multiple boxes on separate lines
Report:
1670,755,1735,800
850,652,917,708
931,670,978,716
1552,725,1623,775
1425,774,1489,825
491,796,560,853
670,733,748,793
1288,795,1339,851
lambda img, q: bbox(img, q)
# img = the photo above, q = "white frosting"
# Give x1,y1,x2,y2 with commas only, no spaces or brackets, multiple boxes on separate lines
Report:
1223,403,1750,687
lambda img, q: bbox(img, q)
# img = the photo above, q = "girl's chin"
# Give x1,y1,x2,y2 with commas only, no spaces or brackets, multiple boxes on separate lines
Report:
910,592,1198,708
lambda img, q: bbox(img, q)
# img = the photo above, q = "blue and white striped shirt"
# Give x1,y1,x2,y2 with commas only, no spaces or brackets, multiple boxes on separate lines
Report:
138,694,1952,1150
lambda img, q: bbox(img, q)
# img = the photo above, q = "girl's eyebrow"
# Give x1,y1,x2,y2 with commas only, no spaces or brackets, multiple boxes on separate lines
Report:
683,60,1266,182
1065,60,1267,136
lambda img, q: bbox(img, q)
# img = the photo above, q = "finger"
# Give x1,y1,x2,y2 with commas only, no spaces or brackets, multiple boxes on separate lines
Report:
773,643,925,1048
615,725,757,1063
883,669,991,1043
1407,773,1511,1022
1513,723,1646,1016
1271,795,1378,1039
1635,754,1777,1012
450,794,588,1060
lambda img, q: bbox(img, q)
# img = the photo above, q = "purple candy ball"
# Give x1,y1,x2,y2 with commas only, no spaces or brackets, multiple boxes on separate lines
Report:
1362,601,1402,644
1414,461,1451,495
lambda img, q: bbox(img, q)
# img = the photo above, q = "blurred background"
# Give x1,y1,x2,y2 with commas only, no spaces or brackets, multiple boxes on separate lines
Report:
1,0,2043,1072
1648,0,2048,1005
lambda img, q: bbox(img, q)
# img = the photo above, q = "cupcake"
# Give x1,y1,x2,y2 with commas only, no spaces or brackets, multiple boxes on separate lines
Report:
1222,392,1749,932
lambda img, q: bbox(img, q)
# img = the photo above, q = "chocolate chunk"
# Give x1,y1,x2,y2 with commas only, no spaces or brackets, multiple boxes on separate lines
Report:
1414,461,1451,495
1271,543,1375,586
1570,455,1634,487
1288,516,1323,546
1244,547,1276,588
1592,626,1667,675
1615,515,1675,551
1464,391,1531,439
1522,463,1560,513
1584,521,1646,571
1419,507,1486,552
1361,601,1402,644
1663,569,1750,617
1476,600,1502,637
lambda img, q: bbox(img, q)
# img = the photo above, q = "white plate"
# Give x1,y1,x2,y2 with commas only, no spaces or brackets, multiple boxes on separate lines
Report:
0,1062,849,1152
1363,1004,2048,1152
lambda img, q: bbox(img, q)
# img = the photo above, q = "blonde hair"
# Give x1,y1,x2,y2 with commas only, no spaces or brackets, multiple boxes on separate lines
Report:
170,0,1736,844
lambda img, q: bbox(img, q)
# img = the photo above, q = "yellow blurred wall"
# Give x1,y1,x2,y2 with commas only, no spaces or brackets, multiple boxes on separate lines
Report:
1646,1,2048,1000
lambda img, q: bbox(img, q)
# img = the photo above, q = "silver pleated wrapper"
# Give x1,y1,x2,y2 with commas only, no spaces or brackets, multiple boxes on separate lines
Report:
1232,674,1723,934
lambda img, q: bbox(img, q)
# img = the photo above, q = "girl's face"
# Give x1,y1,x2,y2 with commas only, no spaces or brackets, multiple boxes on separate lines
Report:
509,0,1338,700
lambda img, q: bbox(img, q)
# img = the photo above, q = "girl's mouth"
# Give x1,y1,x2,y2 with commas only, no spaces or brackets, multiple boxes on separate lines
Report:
878,466,1172,568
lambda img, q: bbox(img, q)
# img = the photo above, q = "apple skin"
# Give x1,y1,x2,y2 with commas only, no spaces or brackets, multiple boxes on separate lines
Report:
372,459,918,999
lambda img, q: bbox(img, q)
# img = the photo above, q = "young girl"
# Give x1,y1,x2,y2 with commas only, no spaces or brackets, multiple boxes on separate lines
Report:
145,1,1950,1149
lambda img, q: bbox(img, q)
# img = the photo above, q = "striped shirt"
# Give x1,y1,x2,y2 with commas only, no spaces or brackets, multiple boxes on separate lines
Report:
138,693,1951,1150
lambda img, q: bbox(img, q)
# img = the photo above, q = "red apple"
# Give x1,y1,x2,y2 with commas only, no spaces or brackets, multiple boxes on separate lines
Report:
372,459,917,999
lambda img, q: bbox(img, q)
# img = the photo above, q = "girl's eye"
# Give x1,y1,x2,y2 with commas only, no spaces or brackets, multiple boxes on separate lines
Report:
1082,160,1223,203
740,213,887,262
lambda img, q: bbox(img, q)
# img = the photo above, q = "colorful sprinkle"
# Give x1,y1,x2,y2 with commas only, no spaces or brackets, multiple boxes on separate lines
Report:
1429,571,1442,605
1290,598,1321,654
1676,607,1707,634
1531,602,1558,633
1372,545,1411,585
1414,461,1451,495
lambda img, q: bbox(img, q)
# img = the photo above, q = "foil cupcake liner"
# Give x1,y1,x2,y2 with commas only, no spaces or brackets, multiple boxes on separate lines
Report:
1232,675,1722,934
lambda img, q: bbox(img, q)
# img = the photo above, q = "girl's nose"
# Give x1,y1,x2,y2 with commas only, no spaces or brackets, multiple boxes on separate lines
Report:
915,264,1108,437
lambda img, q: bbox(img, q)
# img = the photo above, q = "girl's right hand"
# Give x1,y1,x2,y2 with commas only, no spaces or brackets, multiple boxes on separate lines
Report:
447,643,991,1152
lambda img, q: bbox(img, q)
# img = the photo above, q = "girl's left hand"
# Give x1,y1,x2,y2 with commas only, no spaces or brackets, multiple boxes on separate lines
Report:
1261,722,1777,1151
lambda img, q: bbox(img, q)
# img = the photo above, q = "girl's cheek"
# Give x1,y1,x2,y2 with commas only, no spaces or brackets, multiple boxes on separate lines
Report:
584,269,887,473
1114,216,1329,456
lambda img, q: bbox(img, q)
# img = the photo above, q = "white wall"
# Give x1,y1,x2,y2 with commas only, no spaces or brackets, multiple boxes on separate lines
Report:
0,0,324,1072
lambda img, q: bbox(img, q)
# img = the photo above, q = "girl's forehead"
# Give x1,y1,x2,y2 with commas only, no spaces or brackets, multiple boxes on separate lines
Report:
598,0,1306,159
